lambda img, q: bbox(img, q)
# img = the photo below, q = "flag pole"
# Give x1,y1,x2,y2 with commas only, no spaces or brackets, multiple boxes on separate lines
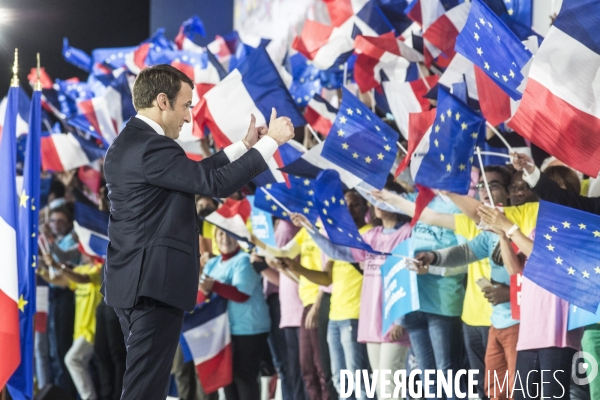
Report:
486,122,512,152
476,146,495,207
306,124,322,144
342,62,348,88
11,48,19,87
34,52,42,92
417,62,431,90
259,187,315,234
370,89,376,113
485,122,532,177
396,141,408,155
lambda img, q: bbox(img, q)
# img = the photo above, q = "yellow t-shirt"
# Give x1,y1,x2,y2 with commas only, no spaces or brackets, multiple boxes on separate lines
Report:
454,217,493,326
454,201,539,326
329,224,372,321
294,228,323,307
69,264,103,343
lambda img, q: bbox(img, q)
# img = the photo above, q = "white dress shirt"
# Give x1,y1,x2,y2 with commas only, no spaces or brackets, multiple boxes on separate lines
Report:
134,114,278,163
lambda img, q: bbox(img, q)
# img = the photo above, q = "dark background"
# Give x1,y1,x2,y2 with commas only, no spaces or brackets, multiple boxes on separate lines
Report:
0,0,233,96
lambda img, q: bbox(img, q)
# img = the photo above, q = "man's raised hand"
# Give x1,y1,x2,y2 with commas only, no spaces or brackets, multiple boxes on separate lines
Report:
267,107,294,146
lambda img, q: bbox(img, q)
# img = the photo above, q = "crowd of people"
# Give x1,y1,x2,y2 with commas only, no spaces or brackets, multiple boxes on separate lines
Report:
27,97,600,400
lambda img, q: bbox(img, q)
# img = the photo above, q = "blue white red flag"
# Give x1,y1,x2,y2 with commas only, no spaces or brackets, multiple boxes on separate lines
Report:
204,198,252,244
8,89,42,399
508,0,600,177
305,94,338,136
41,132,106,172
0,85,22,389
73,202,109,260
383,75,438,139
180,293,232,394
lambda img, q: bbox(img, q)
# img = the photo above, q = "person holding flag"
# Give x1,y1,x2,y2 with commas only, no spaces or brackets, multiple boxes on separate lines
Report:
102,64,295,399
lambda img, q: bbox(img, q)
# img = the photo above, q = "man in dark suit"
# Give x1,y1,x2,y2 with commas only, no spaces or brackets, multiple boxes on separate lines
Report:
103,64,294,399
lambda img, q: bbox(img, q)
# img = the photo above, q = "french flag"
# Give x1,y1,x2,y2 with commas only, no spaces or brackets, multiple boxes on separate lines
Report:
174,15,206,51
305,94,338,136
41,132,106,172
204,198,252,244
73,202,109,260
293,1,393,71
353,32,424,92
508,0,600,176
395,108,437,177
195,46,305,148
180,294,232,394
383,75,438,139
77,72,135,145
195,47,305,186
292,20,356,71
280,142,364,189
0,87,30,142
422,1,471,58
0,86,22,389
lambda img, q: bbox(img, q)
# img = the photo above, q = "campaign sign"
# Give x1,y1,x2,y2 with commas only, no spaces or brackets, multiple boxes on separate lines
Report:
381,238,420,335
568,304,600,331
248,195,276,247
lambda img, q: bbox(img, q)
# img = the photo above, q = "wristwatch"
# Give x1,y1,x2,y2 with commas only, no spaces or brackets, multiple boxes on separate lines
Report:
505,224,519,239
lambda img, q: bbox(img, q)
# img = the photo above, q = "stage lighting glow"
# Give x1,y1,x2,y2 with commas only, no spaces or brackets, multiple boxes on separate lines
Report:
0,8,15,25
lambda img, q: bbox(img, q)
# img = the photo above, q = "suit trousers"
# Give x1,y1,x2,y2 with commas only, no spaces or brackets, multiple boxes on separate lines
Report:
114,297,184,400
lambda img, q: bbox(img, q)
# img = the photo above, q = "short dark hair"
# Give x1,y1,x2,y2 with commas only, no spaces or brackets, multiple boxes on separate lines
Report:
50,203,74,223
543,165,581,194
483,165,512,187
132,64,194,111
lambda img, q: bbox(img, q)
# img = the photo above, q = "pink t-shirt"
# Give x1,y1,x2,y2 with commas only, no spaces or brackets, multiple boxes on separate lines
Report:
274,220,305,329
516,276,583,351
517,230,583,351
354,224,412,345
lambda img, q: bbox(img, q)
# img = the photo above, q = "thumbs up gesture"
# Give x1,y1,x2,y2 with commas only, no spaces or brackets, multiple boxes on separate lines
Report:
266,108,294,146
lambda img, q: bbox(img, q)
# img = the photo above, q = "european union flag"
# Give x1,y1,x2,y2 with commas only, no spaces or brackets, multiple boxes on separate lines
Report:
525,201,600,313
8,89,41,399
503,0,532,28
413,86,485,194
289,53,322,107
455,0,532,100
321,87,399,189
255,177,319,224
314,170,377,252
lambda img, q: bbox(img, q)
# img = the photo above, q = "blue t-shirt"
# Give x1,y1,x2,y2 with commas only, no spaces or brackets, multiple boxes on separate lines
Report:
466,231,519,329
407,193,466,317
204,251,271,335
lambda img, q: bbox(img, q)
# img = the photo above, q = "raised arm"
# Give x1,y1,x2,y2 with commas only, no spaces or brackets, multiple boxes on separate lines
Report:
513,152,600,214
477,205,534,257
371,190,456,230
445,192,483,224
279,258,333,287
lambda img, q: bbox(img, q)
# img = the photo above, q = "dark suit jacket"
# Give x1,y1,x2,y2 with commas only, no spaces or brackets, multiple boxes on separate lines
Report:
102,117,268,311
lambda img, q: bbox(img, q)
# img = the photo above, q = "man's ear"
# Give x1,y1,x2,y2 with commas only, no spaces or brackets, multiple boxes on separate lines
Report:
156,93,168,111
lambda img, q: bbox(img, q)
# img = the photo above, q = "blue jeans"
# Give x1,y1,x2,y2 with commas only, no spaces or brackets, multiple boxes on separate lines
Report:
267,294,294,400
463,324,490,399
327,319,370,400
35,331,52,388
402,311,464,400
